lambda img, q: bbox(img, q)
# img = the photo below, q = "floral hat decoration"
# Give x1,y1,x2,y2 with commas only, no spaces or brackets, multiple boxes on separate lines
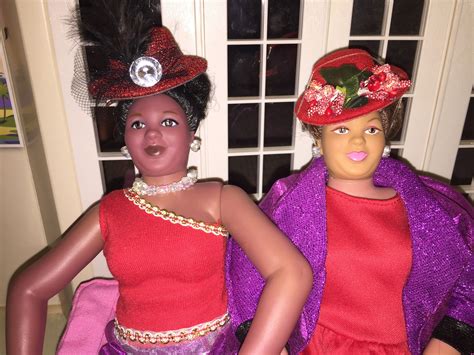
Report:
71,0,207,103
295,48,411,125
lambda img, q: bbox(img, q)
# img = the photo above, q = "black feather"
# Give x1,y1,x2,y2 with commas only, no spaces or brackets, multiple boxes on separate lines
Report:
70,0,162,63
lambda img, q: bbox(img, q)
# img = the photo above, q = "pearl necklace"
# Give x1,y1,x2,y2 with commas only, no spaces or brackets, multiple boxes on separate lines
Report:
132,168,198,196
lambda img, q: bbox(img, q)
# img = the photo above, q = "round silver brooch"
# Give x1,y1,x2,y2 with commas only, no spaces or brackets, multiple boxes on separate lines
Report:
129,56,163,87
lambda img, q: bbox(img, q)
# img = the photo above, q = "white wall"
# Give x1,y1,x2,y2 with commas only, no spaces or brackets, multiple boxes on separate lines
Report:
0,0,94,309
0,149,62,305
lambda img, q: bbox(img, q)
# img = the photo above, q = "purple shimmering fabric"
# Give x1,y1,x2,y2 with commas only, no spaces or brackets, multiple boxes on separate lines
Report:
226,157,473,355
99,320,238,354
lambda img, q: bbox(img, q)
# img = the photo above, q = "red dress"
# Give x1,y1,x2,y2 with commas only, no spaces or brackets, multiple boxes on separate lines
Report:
302,187,412,354
99,189,228,332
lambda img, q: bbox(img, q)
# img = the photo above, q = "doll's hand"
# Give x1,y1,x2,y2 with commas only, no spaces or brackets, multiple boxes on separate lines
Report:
423,338,460,355
236,319,290,355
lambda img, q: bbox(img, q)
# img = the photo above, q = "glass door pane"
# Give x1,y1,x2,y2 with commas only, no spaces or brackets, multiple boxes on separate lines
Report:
450,94,474,201
225,0,302,198
348,0,427,158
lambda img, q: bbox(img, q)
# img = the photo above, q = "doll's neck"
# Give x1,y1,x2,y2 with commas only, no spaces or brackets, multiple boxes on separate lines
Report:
327,176,396,200
142,169,189,187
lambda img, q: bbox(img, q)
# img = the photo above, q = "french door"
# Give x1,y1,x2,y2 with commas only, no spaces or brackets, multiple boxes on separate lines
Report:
48,0,472,277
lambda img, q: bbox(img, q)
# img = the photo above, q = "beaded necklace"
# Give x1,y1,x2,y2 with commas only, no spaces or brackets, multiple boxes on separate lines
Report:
131,168,197,196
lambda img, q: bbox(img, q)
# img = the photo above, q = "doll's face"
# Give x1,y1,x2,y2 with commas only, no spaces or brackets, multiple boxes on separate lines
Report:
124,94,193,178
318,111,385,181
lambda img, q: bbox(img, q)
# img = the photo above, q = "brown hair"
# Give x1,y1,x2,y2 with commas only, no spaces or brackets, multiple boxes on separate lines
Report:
302,99,404,142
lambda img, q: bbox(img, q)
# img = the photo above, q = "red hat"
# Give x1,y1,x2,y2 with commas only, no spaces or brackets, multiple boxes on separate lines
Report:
294,48,410,125
88,27,207,101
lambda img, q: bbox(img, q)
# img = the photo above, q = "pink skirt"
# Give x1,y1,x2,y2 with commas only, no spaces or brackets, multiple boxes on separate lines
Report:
300,324,411,355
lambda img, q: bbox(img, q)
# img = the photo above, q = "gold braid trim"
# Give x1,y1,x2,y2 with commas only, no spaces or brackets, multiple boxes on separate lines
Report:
124,189,228,237
115,313,230,345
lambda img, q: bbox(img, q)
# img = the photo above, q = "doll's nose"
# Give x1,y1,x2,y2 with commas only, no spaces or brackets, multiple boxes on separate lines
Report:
350,133,365,145
145,127,162,142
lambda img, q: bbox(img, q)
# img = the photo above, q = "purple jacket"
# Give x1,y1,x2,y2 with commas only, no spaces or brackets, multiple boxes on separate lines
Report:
226,157,473,354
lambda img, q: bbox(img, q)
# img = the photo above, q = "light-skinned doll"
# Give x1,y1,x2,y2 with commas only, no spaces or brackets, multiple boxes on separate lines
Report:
227,48,473,355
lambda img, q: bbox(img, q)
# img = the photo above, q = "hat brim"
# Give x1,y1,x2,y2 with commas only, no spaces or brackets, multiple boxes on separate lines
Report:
295,64,409,126
90,55,207,101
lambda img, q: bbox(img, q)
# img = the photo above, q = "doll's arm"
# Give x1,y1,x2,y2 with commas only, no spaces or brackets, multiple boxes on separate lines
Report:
423,338,461,355
221,185,313,355
6,204,103,355
430,260,474,354
422,180,474,353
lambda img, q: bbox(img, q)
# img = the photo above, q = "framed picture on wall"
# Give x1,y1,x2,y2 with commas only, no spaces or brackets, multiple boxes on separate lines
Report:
0,33,23,147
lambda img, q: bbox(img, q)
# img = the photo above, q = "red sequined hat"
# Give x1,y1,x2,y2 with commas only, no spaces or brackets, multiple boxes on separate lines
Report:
294,48,411,125
89,27,207,101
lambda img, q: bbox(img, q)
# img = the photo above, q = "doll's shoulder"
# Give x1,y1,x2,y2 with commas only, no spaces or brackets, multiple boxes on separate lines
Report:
420,176,474,238
99,189,130,215
421,176,474,215
258,171,306,215
189,181,225,220
101,188,127,202
191,181,225,204
192,181,251,209
192,181,250,197
187,183,252,220
193,180,223,193
220,185,257,209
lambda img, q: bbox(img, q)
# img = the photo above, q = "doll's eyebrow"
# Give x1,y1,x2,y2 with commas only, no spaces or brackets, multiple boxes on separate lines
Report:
367,117,382,124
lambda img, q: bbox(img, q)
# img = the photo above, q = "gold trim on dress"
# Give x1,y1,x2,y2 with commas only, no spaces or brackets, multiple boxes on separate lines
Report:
124,189,229,237
115,313,230,345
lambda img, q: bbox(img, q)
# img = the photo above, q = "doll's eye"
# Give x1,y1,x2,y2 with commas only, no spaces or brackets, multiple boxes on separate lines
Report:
161,118,178,127
130,121,145,129
333,127,349,135
365,127,381,135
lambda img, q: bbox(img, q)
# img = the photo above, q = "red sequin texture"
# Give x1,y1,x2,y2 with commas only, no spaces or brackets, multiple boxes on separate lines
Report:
89,27,207,101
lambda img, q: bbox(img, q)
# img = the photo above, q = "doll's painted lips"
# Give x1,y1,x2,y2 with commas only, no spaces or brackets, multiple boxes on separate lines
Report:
347,151,367,161
145,145,162,156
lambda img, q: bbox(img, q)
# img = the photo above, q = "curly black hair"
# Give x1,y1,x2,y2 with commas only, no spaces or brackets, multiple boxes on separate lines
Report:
302,99,405,142
116,73,211,134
